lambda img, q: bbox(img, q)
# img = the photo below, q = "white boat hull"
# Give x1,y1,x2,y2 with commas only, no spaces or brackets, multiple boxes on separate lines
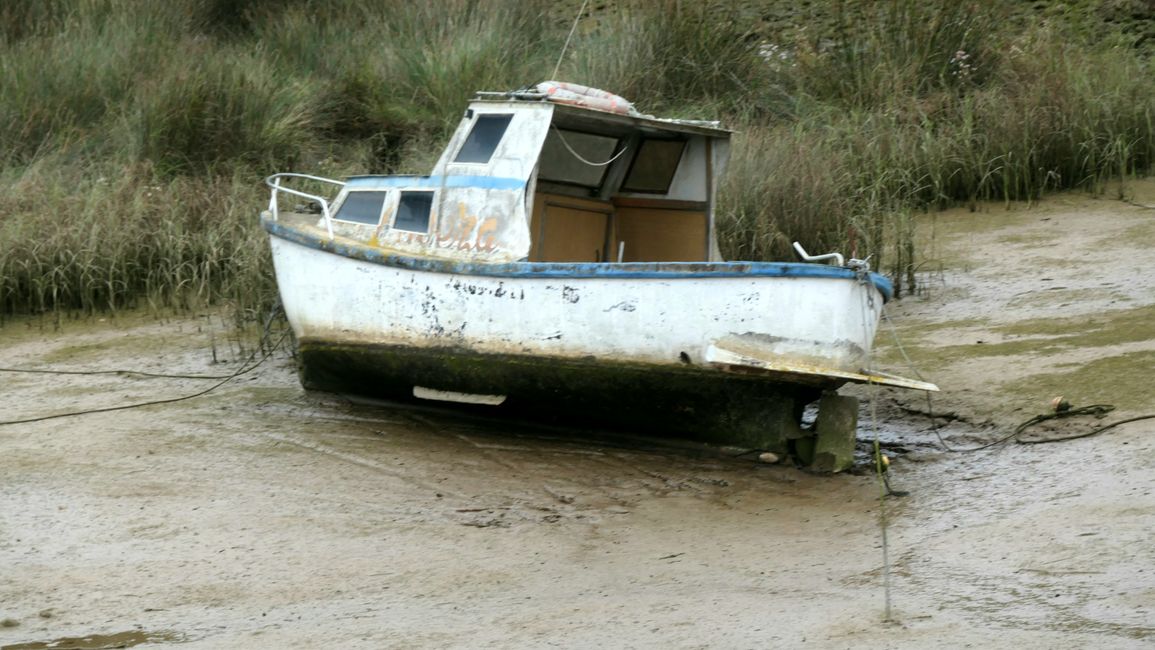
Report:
269,236,884,372
264,216,896,448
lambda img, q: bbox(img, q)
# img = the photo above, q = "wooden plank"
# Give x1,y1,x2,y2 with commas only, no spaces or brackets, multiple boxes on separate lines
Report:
612,208,707,262
611,197,707,210
704,344,940,392
529,193,613,262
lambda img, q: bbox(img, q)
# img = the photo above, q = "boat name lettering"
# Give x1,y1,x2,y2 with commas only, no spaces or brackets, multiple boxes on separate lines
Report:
450,280,526,300
399,205,501,252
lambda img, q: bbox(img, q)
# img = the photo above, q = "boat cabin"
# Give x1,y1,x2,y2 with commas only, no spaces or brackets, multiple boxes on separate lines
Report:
321,89,731,264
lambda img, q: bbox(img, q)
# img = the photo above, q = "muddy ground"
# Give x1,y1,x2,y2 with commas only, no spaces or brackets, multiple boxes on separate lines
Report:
2,183,1154,649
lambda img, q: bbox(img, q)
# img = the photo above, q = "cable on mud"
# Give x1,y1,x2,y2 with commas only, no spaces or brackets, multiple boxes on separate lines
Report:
1014,408,1155,445
0,329,288,427
866,280,895,622
892,362,1153,452
0,307,290,428
881,311,1155,451
0,366,239,380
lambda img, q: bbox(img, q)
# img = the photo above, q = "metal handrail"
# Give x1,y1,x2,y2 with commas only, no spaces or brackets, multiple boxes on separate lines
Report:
792,241,844,267
265,173,346,239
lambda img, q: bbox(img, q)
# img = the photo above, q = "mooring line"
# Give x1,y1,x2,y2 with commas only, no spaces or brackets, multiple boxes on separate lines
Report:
552,0,591,81
870,378,893,621
859,278,893,621
0,330,289,427
0,366,236,380
872,302,894,621
882,310,1155,451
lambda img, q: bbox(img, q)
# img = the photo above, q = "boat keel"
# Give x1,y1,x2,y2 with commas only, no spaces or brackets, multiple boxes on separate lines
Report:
296,339,826,452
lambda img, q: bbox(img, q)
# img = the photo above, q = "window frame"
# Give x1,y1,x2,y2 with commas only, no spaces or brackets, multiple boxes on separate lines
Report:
332,189,390,226
390,190,436,234
451,113,515,166
536,128,623,192
620,137,687,194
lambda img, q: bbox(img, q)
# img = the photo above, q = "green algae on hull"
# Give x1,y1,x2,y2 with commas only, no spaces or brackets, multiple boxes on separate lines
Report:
297,339,825,452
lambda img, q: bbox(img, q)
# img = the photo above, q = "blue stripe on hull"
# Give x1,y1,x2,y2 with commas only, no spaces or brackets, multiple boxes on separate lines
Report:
344,175,526,191
262,215,894,301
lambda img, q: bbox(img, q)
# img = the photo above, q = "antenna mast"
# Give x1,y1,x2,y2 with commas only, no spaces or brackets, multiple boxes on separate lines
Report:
552,0,591,81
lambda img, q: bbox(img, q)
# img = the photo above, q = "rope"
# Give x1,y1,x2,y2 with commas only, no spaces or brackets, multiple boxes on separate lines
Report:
878,310,1155,452
0,329,289,428
1121,198,1155,210
1018,414,1155,443
1012,406,1155,445
550,126,630,167
876,318,1153,451
863,279,893,621
552,0,590,81
870,386,894,621
880,310,969,451
881,310,928,382
935,404,1110,452
0,366,235,380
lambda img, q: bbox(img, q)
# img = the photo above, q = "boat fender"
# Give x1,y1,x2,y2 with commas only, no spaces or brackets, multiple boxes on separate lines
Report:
535,81,635,115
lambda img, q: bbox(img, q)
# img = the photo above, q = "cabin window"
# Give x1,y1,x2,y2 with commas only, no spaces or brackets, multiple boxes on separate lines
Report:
538,129,620,189
453,114,514,164
392,191,434,233
334,190,387,225
622,138,686,193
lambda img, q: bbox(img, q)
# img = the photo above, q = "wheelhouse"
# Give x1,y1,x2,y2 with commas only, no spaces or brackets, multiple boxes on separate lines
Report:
317,93,731,265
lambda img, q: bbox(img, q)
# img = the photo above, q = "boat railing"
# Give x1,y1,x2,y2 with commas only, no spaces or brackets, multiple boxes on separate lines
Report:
792,241,844,267
265,173,346,239
793,241,874,280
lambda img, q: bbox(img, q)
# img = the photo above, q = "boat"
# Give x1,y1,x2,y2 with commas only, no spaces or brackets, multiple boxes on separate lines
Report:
260,82,936,465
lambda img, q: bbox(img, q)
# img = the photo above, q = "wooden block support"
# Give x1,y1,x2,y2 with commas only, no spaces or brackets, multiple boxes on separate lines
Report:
811,393,859,473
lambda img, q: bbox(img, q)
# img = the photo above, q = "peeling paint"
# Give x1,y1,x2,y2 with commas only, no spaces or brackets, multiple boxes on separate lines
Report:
264,215,894,301
269,234,883,373
605,301,637,312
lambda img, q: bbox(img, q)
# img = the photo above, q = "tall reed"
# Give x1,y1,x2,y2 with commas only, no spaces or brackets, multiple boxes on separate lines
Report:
561,0,773,117
0,161,276,321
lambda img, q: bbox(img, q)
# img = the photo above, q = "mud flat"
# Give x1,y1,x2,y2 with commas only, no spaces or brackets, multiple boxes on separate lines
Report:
2,185,1154,648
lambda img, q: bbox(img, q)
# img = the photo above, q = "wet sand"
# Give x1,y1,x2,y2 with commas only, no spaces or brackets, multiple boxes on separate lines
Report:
2,185,1154,648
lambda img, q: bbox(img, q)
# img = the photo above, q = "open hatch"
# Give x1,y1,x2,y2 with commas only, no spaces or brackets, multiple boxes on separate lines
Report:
527,102,729,264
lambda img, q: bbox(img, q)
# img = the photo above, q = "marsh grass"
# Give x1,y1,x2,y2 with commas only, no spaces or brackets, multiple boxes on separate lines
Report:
131,49,328,176
0,161,274,323
251,0,556,172
719,17,1155,295
1,0,1154,319
563,0,774,117
789,1,1005,109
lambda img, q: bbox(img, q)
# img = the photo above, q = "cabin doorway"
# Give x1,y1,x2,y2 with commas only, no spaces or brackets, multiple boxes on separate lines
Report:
528,193,709,263
528,194,612,262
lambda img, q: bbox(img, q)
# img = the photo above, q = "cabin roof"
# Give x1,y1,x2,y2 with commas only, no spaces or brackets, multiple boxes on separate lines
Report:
470,93,731,139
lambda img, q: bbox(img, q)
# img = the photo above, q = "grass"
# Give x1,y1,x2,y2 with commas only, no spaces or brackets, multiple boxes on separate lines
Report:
0,160,277,323
563,0,774,118
1,0,1154,319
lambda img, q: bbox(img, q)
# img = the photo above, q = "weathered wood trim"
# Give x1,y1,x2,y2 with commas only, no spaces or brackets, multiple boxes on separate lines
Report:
610,197,707,211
